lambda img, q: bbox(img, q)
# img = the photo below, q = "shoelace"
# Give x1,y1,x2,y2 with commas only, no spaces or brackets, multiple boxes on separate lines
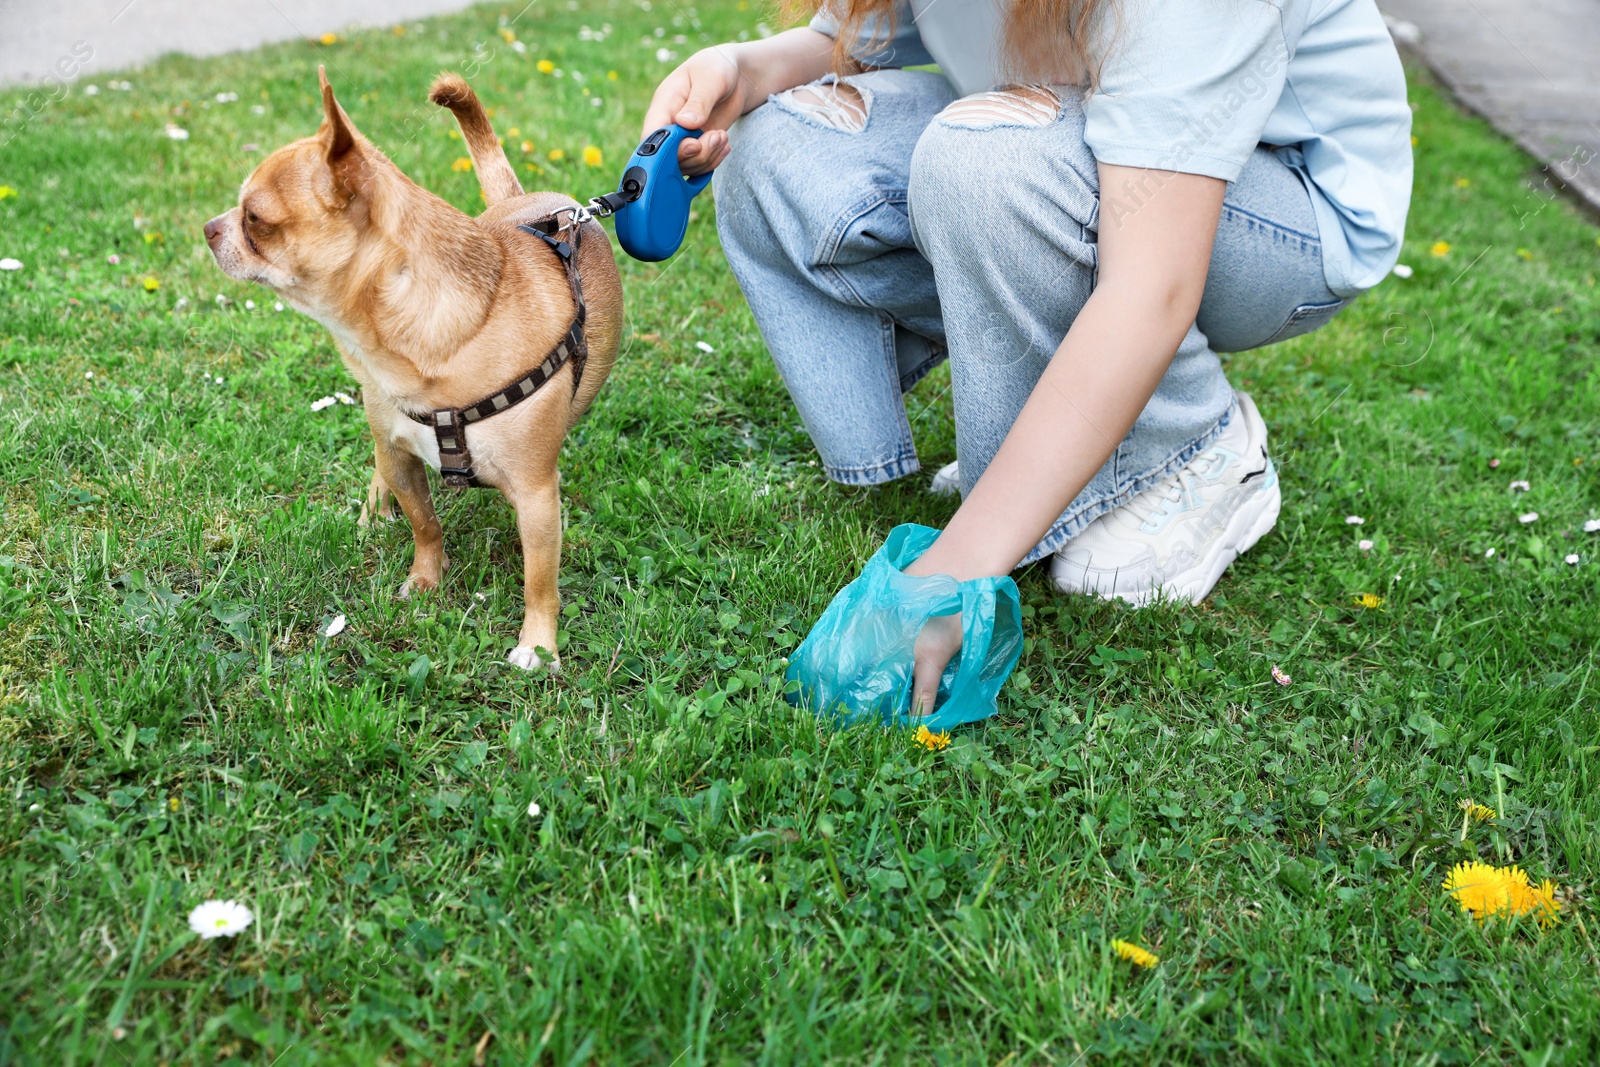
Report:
1124,449,1227,526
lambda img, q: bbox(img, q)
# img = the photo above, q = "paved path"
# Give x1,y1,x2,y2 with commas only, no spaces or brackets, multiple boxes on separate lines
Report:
1378,0,1600,214
0,0,484,86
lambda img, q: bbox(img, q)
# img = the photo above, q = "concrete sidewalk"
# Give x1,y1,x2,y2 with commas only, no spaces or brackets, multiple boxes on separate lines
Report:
0,0,484,87
1378,0,1600,214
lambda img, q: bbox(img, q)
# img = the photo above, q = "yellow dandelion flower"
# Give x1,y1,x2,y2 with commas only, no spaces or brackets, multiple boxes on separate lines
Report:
392,24,405,36
524,162,543,174
1443,862,1561,928
582,145,603,167
1454,177,1470,188
1515,248,1533,260
1459,799,1497,823
520,140,534,154
319,32,338,46
168,797,181,811
1508,875,1562,929
447,128,460,140
142,276,159,291
1112,940,1159,968
508,127,520,138
0,185,17,199
1411,135,1418,146
607,70,620,81
1430,240,1451,257
451,157,473,172
547,147,565,162
1354,593,1384,610
499,28,516,43
537,59,555,74
1443,861,1510,919
913,725,951,751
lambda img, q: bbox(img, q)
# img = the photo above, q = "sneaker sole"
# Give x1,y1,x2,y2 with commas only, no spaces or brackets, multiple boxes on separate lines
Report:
1111,464,1280,608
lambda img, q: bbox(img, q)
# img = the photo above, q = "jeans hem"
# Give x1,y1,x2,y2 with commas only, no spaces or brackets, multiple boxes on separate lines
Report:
1016,403,1234,567
824,454,922,487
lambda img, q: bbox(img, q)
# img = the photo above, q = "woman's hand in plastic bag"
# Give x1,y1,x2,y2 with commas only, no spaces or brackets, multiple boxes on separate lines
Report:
912,613,963,716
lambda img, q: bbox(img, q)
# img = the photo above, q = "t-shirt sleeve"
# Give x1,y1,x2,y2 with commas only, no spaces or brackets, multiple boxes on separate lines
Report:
809,0,938,69
1085,0,1289,181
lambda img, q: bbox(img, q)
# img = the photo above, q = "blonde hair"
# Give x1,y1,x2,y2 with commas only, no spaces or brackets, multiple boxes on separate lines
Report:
787,0,1113,87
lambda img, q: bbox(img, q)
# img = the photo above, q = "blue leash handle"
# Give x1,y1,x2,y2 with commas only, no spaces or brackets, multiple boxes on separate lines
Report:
611,125,715,262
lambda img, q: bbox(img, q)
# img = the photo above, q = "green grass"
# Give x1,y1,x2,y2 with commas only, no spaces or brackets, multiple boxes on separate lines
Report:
2,3,1599,1063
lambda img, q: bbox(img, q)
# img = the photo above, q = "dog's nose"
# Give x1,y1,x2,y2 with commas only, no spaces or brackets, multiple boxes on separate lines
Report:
203,217,223,243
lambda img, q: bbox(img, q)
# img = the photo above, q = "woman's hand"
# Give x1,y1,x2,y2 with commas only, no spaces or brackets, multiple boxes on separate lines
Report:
911,612,963,715
641,45,746,176
640,28,836,176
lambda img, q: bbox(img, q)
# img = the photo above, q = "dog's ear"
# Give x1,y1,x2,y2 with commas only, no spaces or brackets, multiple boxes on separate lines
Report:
317,66,368,198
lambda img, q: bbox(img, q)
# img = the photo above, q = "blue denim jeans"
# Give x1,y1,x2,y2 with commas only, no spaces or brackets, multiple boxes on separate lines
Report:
714,70,1350,565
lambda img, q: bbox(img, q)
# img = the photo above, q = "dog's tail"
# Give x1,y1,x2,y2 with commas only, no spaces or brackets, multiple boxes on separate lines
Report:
429,72,523,206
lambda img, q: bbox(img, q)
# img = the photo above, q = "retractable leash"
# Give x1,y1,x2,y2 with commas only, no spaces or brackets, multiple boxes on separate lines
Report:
555,124,716,262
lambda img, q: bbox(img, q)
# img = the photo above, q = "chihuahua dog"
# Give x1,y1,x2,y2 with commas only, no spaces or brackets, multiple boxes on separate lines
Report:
205,69,622,670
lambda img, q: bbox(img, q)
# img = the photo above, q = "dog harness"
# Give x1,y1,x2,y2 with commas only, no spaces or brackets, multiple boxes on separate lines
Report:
406,213,589,489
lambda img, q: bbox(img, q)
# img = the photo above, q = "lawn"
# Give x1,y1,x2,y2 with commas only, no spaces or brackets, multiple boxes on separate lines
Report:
1,2,1598,1063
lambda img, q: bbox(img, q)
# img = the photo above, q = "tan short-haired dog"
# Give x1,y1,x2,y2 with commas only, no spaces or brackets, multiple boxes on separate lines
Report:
205,69,622,670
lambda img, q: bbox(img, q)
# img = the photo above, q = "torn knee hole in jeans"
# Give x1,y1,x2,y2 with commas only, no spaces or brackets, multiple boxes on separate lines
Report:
777,80,870,133
939,85,1063,129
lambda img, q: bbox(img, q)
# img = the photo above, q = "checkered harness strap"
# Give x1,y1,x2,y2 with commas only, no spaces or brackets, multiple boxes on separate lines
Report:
408,213,589,489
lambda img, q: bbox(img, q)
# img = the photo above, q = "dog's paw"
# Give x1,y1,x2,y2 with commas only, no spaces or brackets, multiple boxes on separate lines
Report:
507,645,559,672
397,575,435,599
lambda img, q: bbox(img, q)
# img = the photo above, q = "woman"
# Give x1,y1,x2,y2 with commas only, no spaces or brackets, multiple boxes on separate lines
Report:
642,0,1411,716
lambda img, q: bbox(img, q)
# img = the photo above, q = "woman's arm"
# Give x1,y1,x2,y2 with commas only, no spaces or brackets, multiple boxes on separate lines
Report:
905,163,1227,710
641,28,837,175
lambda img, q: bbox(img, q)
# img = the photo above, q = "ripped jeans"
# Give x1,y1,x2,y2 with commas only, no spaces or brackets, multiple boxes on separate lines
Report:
714,69,1351,564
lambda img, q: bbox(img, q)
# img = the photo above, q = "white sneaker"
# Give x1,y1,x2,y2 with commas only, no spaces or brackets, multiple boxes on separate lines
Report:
929,460,961,496
1050,392,1280,606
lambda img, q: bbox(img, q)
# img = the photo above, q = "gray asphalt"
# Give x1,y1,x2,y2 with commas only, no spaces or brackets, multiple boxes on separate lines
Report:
1378,0,1600,213
0,0,485,86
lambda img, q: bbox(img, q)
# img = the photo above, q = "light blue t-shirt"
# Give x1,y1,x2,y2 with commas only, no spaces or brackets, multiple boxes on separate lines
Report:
809,0,1413,296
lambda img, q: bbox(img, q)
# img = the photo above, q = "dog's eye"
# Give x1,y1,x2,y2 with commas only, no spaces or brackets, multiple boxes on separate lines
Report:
244,210,260,227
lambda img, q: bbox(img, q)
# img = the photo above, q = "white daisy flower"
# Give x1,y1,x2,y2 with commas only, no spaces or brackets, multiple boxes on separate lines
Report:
335,391,356,405
274,302,284,312
1565,554,1580,565
310,395,336,411
323,613,346,638
1391,264,1413,278
1518,511,1538,524
187,899,253,939
85,371,94,379
0,258,22,271
695,341,715,353
174,297,188,310
84,84,100,95
1358,539,1374,551
512,40,527,53
244,299,256,310
251,104,266,115
1485,548,1496,558
1509,480,1530,492
1585,519,1600,533
1345,515,1365,525
163,124,190,141
655,47,677,62
526,801,542,817
214,91,239,103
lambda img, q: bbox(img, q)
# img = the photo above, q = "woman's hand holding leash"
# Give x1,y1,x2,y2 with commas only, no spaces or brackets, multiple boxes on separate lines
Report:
642,29,836,176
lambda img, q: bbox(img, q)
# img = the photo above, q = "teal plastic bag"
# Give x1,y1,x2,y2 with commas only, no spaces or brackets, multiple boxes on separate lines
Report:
785,524,1024,732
